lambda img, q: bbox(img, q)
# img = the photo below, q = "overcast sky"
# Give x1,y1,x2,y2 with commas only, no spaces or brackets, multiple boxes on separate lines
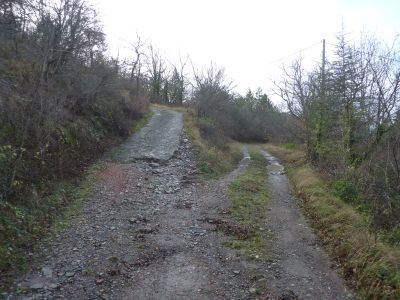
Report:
89,0,400,99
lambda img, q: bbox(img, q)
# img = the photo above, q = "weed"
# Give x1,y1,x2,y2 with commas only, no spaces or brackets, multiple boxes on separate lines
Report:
182,109,242,180
283,143,297,150
131,111,154,134
331,179,360,204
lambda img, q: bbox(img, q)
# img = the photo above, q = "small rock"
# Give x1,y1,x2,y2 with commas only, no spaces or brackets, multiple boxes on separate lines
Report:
139,216,148,222
48,283,59,289
129,215,148,224
30,283,44,290
128,218,137,224
65,272,75,277
233,270,240,275
107,256,119,263
95,278,105,285
136,226,155,234
249,287,257,295
42,266,53,278
107,269,121,276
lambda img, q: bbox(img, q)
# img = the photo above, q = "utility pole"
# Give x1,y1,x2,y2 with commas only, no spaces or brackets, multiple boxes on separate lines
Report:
316,39,326,153
321,39,326,95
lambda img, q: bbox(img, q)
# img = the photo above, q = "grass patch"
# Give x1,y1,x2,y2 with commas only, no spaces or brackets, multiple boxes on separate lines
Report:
131,111,154,134
185,113,242,180
108,110,154,161
225,146,271,261
264,143,400,300
282,143,297,150
52,162,105,232
265,143,305,165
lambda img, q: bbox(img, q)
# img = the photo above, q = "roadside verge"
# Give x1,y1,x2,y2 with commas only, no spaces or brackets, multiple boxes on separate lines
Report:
0,112,153,290
263,144,400,299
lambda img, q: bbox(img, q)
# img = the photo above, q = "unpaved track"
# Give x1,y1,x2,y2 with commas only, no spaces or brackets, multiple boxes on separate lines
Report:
5,110,353,299
114,108,183,162
259,148,354,299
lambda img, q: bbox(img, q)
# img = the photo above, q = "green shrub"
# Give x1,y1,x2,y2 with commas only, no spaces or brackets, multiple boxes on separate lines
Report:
283,143,297,150
386,225,400,246
331,179,360,204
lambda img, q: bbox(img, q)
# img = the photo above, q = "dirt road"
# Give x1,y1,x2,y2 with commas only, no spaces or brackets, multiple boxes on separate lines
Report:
114,108,183,162
259,149,353,299
4,109,353,299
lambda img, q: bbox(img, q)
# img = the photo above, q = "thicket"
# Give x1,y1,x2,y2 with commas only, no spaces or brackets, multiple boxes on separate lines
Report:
145,58,298,149
188,65,299,145
275,31,400,238
0,0,152,199
0,0,149,280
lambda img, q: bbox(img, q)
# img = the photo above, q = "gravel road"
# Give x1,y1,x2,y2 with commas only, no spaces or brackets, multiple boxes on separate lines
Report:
4,109,354,300
259,148,354,299
113,108,183,162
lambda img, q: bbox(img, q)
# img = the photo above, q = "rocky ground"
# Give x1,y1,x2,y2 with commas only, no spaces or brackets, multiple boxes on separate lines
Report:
3,109,354,299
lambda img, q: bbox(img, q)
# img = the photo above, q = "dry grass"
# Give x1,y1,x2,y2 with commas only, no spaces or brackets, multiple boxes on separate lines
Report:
264,143,306,164
263,144,400,300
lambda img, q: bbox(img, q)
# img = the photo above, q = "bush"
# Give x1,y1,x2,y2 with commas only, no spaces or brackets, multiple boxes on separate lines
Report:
0,1,150,288
386,226,400,246
331,179,360,204
197,117,229,150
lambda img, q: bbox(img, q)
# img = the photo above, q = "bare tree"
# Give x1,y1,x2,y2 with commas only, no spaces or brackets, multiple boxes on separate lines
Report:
128,34,145,95
147,44,167,103
273,58,312,120
273,58,317,155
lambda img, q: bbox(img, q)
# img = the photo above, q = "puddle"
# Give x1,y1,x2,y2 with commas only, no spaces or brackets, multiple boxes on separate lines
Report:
267,163,285,174
242,146,251,160
261,150,285,175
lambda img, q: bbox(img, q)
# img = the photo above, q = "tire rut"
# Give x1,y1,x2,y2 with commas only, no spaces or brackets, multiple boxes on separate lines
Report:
259,148,354,300
3,111,354,300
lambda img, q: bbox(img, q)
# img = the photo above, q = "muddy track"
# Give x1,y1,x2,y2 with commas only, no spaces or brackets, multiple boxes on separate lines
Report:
4,109,353,299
